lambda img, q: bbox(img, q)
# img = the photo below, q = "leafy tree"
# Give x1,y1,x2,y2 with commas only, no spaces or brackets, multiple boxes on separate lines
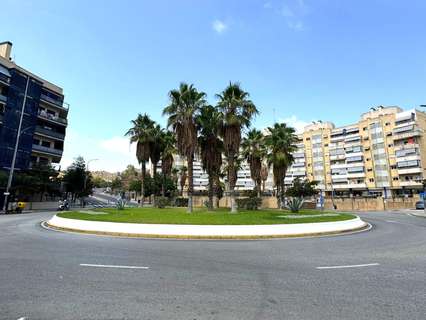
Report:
111,177,123,192
242,129,265,197
216,82,258,212
63,157,93,201
285,178,318,198
92,176,111,188
265,123,298,209
196,105,223,210
163,83,206,213
125,113,155,207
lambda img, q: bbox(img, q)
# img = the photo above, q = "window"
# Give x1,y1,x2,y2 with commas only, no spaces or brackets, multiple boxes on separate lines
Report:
393,177,399,181
367,168,373,172
0,102,5,114
33,138,40,145
385,122,390,126
324,143,328,147
363,127,367,131
364,136,369,141
305,137,310,141
42,141,50,148
369,178,375,182
366,158,371,161
388,144,393,148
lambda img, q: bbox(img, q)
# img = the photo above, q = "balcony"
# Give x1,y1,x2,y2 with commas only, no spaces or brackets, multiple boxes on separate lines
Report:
347,183,367,189
37,110,67,126
392,128,422,141
394,143,419,151
397,167,423,175
0,73,10,85
347,172,365,178
34,126,65,140
399,181,423,187
0,93,7,103
32,144,63,156
40,94,68,110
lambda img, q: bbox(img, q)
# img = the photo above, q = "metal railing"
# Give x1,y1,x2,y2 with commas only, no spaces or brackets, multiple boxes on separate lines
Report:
34,126,65,140
32,144,63,156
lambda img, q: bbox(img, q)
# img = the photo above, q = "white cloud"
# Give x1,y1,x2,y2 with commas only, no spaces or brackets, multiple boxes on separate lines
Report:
60,129,140,173
100,136,136,156
279,115,310,133
264,0,310,32
212,19,228,34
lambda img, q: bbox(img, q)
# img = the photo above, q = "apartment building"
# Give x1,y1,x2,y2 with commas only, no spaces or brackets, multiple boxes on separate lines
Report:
174,155,257,192
287,106,426,197
0,41,68,171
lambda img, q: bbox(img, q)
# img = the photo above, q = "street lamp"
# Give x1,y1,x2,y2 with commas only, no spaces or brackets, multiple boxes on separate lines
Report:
2,75,31,213
84,158,98,189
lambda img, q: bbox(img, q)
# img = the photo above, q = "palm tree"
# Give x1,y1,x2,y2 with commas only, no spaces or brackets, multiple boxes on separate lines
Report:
125,113,155,207
241,129,265,197
216,82,258,212
150,124,164,177
171,167,179,192
196,105,223,210
179,166,187,196
163,83,206,212
260,163,269,194
160,130,176,196
265,123,298,209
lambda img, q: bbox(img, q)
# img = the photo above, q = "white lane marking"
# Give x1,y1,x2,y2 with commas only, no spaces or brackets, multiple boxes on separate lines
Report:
386,220,397,223
80,263,149,270
316,263,379,270
17,317,27,320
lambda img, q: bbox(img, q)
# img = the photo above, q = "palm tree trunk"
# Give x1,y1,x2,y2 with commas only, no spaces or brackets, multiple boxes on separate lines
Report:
207,173,214,211
229,152,237,213
140,162,145,207
257,179,261,198
280,177,286,209
162,173,166,197
187,154,194,213
152,161,157,207
213,174,219,209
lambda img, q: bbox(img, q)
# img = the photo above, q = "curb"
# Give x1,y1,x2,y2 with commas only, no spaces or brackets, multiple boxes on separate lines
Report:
43,218,371,240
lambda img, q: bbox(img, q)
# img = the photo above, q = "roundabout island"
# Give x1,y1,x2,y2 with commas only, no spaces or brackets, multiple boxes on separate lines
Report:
46,207,369,239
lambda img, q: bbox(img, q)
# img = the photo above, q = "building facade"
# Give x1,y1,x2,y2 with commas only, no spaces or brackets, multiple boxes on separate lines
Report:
172,106,426,197
0,41,68,171
286,106,426,197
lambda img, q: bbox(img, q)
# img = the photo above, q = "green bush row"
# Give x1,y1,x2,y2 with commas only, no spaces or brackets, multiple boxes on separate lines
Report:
236,197,262,210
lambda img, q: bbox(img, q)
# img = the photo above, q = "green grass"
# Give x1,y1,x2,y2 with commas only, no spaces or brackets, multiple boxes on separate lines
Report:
57,207,355,225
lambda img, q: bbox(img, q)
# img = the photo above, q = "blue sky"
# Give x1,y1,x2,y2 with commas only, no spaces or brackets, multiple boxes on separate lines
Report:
2,0,426,171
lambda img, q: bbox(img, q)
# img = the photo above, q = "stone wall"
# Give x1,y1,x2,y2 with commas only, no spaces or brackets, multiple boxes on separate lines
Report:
190,195,420,211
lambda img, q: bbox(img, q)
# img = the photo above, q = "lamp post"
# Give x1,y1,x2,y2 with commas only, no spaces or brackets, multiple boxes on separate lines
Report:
2,76,31,213
81,158,98,208
84,158,98,189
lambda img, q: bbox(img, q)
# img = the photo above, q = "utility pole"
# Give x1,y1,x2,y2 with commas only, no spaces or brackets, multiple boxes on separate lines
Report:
2,76,30,213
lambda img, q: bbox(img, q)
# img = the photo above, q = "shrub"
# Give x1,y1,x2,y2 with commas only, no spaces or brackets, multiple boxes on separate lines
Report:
286,197,304,213
174,197,189,207
116,198,126,210
155,196,170,209
236,197,262,210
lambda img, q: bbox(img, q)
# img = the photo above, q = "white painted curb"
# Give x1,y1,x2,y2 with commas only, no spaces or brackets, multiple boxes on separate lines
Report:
47,215,368,238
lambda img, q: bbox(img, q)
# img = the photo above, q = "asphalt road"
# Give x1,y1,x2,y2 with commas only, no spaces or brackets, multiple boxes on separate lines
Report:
0,211,425,320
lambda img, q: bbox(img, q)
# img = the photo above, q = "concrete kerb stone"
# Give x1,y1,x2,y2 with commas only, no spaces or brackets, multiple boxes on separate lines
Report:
45,215,369,240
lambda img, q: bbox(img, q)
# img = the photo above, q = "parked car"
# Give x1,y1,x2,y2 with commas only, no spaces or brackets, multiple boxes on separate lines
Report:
415,200,424,210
